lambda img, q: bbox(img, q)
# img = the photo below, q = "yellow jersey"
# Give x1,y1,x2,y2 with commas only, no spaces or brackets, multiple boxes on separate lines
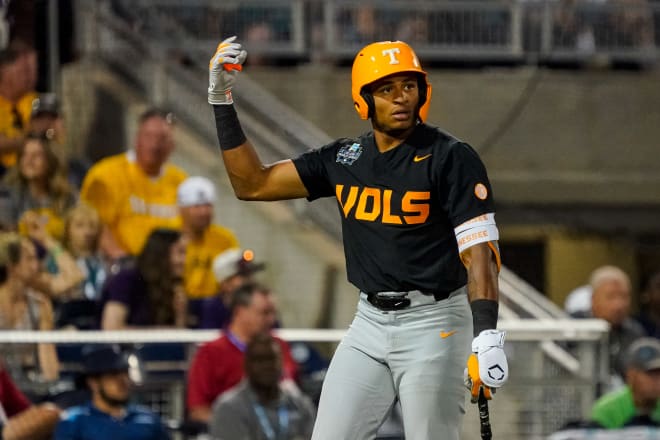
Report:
0,92,37,168
80,152,187,255
184,225,240,299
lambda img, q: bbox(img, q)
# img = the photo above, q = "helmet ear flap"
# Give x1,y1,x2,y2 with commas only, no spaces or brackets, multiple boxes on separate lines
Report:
417,77,427,108
360,89,375,119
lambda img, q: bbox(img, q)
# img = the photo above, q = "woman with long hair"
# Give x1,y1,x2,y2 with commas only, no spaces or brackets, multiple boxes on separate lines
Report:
0,232,59,385
0,132,77,239
100,228,188,329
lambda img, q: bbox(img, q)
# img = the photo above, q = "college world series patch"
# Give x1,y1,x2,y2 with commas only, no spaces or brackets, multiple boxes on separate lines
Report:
336,143,363,165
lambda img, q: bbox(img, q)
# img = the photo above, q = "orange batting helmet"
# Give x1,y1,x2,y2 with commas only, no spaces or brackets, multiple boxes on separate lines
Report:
351,41,432,122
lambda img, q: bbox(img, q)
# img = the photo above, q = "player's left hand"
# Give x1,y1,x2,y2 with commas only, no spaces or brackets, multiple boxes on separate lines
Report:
464,329,508,403
208,36,248,105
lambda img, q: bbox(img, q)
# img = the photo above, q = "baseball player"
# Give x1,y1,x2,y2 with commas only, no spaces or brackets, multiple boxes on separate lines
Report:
207,37,509,440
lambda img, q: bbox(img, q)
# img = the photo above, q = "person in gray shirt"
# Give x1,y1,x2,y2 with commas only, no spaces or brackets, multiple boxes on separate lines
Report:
209,332,316,440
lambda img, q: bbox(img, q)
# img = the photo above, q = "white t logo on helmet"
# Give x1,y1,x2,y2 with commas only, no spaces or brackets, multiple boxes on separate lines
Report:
381,48,401,65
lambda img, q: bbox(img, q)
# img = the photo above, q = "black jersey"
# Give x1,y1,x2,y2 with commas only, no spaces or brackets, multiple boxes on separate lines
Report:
292,124,495,295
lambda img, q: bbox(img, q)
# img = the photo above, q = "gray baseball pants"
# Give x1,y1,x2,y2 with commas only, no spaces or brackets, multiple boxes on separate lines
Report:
311,288,472,440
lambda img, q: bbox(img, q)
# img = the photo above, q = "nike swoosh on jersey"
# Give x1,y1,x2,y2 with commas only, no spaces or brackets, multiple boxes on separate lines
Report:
440,330,457,339
413,154,432,162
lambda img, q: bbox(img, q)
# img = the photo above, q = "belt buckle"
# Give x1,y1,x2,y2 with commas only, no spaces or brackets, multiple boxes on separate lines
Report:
370,293,411,311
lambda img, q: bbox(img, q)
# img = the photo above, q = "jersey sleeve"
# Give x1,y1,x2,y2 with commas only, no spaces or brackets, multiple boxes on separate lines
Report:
437,142,496,228
291,142,341,201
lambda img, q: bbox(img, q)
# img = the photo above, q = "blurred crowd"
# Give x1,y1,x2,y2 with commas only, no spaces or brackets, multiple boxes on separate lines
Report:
0,32,327,439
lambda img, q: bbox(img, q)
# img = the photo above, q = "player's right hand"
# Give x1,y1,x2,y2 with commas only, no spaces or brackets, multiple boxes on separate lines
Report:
464,329,508,403
208,36,247,105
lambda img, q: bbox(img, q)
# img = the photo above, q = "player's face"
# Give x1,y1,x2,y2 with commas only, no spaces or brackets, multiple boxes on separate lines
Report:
180,204,213,233
370,74,420,135
135,116,175,175
19,139,48,181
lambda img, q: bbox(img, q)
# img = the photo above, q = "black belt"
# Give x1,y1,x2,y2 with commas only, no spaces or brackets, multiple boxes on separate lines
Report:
366,291,450,311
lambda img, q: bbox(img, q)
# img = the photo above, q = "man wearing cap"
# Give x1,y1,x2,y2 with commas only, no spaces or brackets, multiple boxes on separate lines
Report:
178,176,239,304
591,337,660,429
198,247,265,329
54,344,171,440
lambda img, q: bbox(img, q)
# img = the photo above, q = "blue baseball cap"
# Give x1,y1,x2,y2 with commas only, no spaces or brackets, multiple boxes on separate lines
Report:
81,344,130,376
626,338,660,372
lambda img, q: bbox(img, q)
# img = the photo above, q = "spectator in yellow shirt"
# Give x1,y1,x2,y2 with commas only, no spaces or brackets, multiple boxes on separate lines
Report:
178,176,239,304
80,108,187,260
0,44,37,175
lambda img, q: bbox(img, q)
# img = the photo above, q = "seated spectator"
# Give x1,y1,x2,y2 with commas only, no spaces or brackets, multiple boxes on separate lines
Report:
60,203,107,302
100,228,188,329
28,93,90,189
0,43,37,177
0,133,77,239
199,248,265,330
0,357,61,440
0,232,59,383
571,265,645,391
591,337,660,429
54,203,108,329
178,176,239,304
54,344,171,440
187,282,297,424
209,332,316,440
21,210,85,301
636,271,660,339
80,108,187,260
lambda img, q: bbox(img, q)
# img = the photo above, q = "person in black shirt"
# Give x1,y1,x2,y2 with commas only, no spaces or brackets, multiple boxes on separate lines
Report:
207,36,508,440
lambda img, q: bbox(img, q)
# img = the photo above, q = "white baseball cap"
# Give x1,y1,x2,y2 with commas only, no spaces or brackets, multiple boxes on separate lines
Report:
212,248,265,282
177,176,216,207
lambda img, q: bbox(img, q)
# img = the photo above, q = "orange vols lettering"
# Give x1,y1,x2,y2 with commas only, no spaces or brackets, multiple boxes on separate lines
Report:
355,188,381,221
402,191,430,224
382,190,403,224
336,185,359,218
335,185,430,224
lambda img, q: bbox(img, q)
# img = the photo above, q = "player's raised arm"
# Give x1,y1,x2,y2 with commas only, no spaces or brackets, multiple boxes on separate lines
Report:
208,36,308,201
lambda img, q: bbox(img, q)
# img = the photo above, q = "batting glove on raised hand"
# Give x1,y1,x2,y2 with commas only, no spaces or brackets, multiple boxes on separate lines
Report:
208,36,247,105
465,329,508,403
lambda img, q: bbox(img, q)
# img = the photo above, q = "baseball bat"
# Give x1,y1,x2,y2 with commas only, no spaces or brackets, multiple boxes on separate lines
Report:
478,388,492,440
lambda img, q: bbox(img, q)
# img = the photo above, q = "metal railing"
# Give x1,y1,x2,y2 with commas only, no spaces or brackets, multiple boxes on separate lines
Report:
93,0,660,65
0,322,609,439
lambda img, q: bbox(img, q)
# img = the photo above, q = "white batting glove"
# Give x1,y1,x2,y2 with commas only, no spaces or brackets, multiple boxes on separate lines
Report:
208,36,248,105
465,329,508,402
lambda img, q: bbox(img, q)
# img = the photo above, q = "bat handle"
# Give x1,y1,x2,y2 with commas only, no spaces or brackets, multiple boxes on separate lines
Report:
223,63,242,72
478,388,492,440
